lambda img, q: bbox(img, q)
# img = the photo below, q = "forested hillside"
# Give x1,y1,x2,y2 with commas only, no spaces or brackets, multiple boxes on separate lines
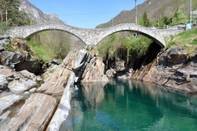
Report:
0,0,30,33
97,0,197,28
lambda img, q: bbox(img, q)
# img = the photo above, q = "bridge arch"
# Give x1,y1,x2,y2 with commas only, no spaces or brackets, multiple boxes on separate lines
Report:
24,28,86,45
6,23,182,47
94,24,167,48
7,24,90,45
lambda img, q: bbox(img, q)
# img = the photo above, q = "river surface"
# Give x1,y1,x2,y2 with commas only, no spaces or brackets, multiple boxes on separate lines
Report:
60,79,197,131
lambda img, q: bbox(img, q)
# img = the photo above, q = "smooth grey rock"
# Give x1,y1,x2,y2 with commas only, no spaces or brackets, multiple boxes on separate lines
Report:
1,51,23,68
19,70,37,80
0,74,8,90
8,79,37,94
6,93,57,131
29,88,36,93
167,47,187,64
0,111,11,131
0,94,23,114
0,35,9,40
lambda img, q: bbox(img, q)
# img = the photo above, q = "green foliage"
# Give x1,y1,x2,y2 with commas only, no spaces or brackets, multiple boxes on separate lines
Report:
139,12,151,27
4,43,14,51
0,0,31,27
139,17,144,26
27,30,72,62
166,29,197,55
97,32,153,63
28,40,55,62
171,8,188,25
0,21,10,34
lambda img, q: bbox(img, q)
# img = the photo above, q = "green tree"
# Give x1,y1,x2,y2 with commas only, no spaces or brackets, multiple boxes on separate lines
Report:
0,0,30,27
143,12,151,27
139,16,144,26
171,8,188,25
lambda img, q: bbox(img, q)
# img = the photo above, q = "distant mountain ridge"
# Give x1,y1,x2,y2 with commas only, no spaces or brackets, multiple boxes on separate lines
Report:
97,0,197,28
19,0,64,25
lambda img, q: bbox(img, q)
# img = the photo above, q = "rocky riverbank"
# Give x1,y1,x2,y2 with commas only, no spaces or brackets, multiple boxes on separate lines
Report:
131,47,197,94
0,36,108,131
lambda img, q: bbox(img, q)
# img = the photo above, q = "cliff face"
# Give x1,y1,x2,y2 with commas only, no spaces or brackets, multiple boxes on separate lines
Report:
19,0,64,25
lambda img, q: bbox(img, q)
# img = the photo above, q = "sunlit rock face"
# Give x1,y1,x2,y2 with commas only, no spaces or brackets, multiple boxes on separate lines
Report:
81,57,109,82
6,93,57,131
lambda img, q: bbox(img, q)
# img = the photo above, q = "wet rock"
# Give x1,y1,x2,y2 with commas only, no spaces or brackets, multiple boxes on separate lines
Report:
6,93,57,131
106,68,116,77
81,57,109,82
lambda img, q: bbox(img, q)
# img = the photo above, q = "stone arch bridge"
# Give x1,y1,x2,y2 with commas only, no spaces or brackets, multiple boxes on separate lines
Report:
6,23,183,48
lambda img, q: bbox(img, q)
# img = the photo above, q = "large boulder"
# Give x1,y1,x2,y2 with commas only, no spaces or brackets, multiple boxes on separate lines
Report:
8,79,37,94
158,47,188,67
0,65,40,94
1,50,41,74
1,51,23,68
81,57,109,82
167,47,188,64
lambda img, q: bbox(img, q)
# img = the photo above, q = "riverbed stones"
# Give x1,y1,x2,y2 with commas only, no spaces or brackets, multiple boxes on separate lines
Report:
6,93,57,131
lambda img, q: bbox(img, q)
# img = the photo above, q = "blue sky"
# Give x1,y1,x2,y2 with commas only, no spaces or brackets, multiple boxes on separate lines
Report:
29,0,145,28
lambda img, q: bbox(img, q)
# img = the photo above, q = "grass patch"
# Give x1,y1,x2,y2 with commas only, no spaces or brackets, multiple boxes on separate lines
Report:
4,44,14,51
27,40,56,62
166,29,197,56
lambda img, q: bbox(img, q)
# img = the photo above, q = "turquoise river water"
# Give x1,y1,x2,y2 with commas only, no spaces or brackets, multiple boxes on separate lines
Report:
60,79,197,131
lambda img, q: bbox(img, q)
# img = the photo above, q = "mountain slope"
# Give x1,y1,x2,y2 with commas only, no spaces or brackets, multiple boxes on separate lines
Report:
19,0,64,25
97,0,197,28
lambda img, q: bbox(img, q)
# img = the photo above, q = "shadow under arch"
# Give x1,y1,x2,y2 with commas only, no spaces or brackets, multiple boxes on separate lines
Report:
96,29,165,49
23,28,87,46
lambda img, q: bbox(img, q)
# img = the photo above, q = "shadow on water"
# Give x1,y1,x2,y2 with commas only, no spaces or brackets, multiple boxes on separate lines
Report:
60,79,197,131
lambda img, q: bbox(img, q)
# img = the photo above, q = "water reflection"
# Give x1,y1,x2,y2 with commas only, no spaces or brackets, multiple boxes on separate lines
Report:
60,79,197,131
81,82,105,109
